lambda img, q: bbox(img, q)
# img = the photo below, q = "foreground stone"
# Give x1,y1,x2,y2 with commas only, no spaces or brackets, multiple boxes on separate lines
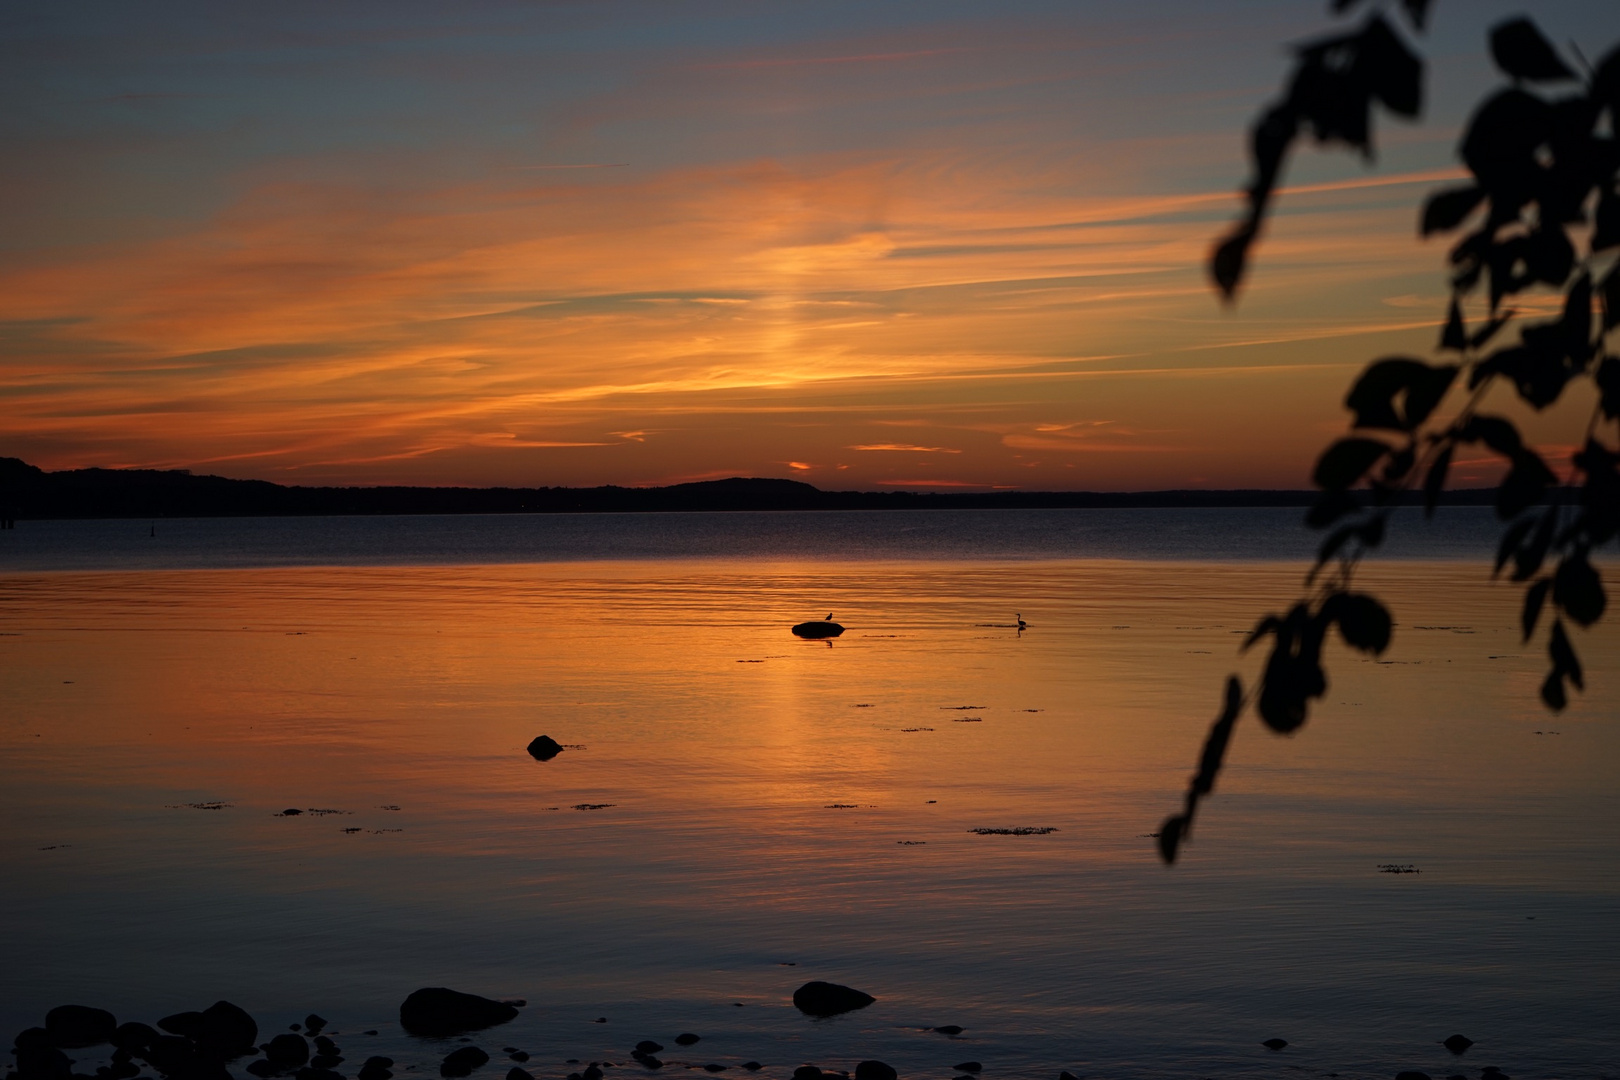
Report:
792,982,875,1018
45,1006,117,1049
399,989,520,1037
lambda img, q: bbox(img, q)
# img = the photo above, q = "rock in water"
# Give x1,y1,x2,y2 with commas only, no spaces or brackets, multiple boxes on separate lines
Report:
111,1024,159,1055
791,982,875,1017
1262,1040,1288,1051
198,1001,258,1056
400,989,520,1037
932,1026,963,1036
1442,1035,1473,1055
1394,1073,1432,1080
506,1071,534,1080
526,736,563,761
791,1069,823,1080
440,1048,490,1078
45,1006,117,1049
303,1017,327,1038
265,1034,311,1067
674,1034,700,1047
1059,1073,1081,1080
854,1063,896,1080
634,1042,665,1055
790,621,844,640
952,1064,981,1074
358,1057,395,1080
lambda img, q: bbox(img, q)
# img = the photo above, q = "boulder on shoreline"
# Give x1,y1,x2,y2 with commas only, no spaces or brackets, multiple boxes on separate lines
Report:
45,1006,116,1049
400,989,519,1037
791,982,875,1018
439,1047,490,1077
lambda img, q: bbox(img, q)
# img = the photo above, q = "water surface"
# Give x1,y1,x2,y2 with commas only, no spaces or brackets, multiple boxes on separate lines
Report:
2,513,1616,1080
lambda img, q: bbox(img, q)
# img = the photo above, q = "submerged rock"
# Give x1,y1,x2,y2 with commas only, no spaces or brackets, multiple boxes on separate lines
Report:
634,1043,664,1056
1262,1040,1287,1051
792,982,875,1018
46,1006,117,1049
1443,1036,1474,1055
440,1047,490,1078
303,1018,327,1038
855,1063,896,1080
400,989,519,1037
932,1027,963,1036
791,1069,823,1080
673,1035,700,1047
951,1064,981,1074
1395,1073,1432,1080
526,736,563,761
506,1070,534,1080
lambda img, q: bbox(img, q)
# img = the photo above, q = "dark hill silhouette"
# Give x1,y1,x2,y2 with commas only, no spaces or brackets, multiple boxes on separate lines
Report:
0,456,1493,521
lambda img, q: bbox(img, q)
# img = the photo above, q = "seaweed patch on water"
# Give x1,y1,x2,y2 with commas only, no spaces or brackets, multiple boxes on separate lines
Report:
1377,864,1420,874
303,808,350,816
378,804,401,810
896,840,926,845
169,801,232,810
824,803,859,809
573,803,615,811
952,717,982,723
941,705,986,710
970,827,1058,836
900,727,934,732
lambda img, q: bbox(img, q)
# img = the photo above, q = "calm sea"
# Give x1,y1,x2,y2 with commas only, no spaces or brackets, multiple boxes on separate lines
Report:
2,509,1616,1080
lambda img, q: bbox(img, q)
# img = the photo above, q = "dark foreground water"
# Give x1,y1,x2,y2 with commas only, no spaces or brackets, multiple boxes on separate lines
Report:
1,511,1616,1080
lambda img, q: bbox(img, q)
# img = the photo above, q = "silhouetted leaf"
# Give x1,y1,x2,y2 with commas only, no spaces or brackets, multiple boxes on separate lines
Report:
1524,228,1575,288
1159,675,1246,865
1549,618,1583,689
1190,675,1244,798
1256,605,1328,734
1355,16,1423,117
1314,437,1391,489
1400,0,1430,31
1541,668,1568,710
1559,273,1594,366
1489,18,1576,82
1512,504,1558,581
1494,514,1537,576
1382,445,1415,483
1458,414,1523,456
1554,553,1606,626
1469,308,1514,350
1323,592,1392,654
1597,357,1620,419
1344,358,1458,430
1602,265,1620,332
1461,89,1553,218
1241,614,1282,652
1290,48,1372,153
1423,443,1452,516
1522,578,1551,640
1596,187,1620,252
1331,0,1369,13
1211,223,1257,301
1498,451,1556,522
1421,186,1486,235
1439,298,1467,351
1157,814,1186,864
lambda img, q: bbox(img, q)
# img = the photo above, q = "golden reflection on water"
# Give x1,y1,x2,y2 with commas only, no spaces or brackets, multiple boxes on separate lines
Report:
2,559,1616,1076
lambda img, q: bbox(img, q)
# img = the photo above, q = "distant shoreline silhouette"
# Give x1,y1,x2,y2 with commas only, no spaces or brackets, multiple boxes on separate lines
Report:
0,457,1497,522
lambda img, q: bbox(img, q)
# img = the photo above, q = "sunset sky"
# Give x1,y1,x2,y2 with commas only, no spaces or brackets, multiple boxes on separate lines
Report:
2,0,1613,490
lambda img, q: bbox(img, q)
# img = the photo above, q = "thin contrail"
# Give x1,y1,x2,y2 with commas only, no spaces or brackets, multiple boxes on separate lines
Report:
517,163,631,170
